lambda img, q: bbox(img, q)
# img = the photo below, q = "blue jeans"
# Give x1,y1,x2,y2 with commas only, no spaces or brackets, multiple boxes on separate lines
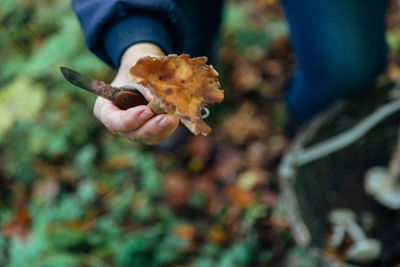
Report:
282,0,388,120
180,0,388,121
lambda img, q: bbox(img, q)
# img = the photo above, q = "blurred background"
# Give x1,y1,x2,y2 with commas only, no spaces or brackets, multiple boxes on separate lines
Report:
1,0,400,266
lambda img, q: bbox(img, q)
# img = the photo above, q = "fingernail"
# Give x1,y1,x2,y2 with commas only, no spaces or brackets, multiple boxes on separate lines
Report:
159,117,173,129
139,110,153,121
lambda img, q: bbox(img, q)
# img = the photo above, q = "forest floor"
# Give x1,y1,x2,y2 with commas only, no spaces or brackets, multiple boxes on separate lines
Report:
1,0,400,266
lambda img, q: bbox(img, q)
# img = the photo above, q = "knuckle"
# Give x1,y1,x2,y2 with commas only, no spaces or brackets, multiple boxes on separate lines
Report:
140,129,152,139
119,111,140,131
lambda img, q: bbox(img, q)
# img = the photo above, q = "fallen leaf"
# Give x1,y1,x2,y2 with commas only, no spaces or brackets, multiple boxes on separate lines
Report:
32,178,60,203
187,156,204,173
231,61,262,92
105,154,133,170
207,226,227,245
237,168,267,191
192,174,216,199
268,212,288,232
174,223,197,242
387,62,400,83
245,141,268,167
0,76,46,139
164,171,190,208
262,59,283,76
228,185,254,208
213,148,245,181
221,102,269,144
1,207,31,240
186,136,214,161
265,134,289,160
260,188,279,208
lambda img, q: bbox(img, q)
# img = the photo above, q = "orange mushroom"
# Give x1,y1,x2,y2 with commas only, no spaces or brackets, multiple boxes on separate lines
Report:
129,54,224,136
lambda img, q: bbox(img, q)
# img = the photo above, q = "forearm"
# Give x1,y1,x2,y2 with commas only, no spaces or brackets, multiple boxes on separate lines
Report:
72,0,183,68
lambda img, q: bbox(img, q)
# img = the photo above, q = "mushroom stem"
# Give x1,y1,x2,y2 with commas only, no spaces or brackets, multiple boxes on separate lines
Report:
327,209,382,264
347,221,366,242
147,98,165,115
330,224,346,248
327,209,357,248
364,130,400,209
344,215,382,264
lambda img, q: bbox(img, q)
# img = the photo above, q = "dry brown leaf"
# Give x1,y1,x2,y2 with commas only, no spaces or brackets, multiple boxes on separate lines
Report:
174,223,197,242
1,207,31,240
228,185,254,208
221,102,269,144
207,226,227,244
130,54,224,136
231,61,262,92
164,171,190,208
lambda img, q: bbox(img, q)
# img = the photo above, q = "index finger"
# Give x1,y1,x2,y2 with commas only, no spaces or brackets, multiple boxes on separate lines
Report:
94,96,153,133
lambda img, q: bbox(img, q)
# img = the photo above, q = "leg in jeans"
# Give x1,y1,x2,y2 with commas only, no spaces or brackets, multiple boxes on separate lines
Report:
281,0,388,120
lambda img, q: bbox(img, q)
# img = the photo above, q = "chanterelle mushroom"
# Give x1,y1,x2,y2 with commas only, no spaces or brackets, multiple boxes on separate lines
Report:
129,54,224,136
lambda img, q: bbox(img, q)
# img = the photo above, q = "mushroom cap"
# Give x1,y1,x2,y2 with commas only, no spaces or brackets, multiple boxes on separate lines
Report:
129,54,224,136
364,166,400,209
364,167,387,194
346,238,382,264
328,208,356,227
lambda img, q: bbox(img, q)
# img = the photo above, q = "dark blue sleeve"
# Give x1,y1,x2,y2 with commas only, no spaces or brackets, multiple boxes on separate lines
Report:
72,0,184,69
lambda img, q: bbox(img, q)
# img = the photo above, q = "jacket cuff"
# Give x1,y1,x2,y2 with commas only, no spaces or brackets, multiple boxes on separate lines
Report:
104,14,174,69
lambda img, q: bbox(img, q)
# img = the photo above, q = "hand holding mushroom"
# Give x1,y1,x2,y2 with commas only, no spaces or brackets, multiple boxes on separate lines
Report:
93,43,180,145
130,54,224,136
93,43,224,145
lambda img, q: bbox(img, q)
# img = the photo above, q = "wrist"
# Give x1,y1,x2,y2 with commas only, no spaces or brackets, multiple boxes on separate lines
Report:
112,42,164,93
119,43,165,73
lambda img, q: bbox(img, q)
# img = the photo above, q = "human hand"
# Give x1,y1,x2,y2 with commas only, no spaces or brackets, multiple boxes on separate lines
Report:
93,43,179,145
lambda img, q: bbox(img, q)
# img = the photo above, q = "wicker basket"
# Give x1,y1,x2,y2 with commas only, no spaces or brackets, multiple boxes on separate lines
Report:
279,86,400,266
